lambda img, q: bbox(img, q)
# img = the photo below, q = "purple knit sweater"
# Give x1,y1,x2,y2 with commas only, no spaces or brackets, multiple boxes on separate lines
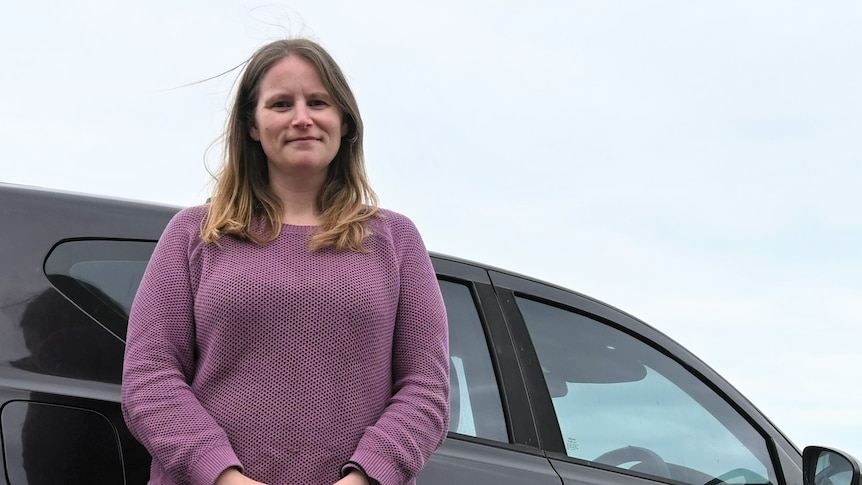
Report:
121,206,449,485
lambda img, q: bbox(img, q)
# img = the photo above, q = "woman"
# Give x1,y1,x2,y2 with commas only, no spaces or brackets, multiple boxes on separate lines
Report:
122,38,450,485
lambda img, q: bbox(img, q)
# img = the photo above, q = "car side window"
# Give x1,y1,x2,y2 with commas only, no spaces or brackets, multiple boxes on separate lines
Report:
44,239,156,341
439,280,508,443
516,296,777,485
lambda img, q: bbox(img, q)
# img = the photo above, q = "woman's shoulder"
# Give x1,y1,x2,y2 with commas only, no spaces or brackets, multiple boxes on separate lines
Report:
370,208,420,237
368,208,429,255
173,204,209,220
161,204,209,240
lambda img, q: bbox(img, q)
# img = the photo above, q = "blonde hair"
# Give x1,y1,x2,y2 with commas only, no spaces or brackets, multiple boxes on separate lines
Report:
202,38,379,251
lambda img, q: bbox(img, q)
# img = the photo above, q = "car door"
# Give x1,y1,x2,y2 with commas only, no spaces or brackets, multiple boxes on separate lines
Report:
418,256,561,484
489,269,799,485
0,186,164,485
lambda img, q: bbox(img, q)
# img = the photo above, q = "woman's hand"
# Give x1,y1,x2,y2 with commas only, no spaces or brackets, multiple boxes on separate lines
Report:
214,467,268,485
333,469,370,485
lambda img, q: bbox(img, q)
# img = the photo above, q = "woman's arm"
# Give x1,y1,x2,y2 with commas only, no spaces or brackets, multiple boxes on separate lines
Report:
122,208,242,484
345,214,450,485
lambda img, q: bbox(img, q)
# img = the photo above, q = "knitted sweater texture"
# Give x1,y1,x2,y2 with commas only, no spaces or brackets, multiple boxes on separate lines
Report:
121,206,449,485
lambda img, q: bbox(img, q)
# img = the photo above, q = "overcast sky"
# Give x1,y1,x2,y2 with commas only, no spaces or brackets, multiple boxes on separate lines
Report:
3,0,861,463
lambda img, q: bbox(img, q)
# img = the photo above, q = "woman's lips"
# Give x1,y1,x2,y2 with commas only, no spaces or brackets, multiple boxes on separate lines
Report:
287,136,319,143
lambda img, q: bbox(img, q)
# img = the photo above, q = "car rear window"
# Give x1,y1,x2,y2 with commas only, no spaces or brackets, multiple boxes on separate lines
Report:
44,239,156,341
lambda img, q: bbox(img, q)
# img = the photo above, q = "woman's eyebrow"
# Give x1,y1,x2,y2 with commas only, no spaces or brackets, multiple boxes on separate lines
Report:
260,90,332,101
305,90,333,99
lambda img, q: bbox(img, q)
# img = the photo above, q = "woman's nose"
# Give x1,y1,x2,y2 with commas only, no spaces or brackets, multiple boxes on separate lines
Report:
291,104,312,127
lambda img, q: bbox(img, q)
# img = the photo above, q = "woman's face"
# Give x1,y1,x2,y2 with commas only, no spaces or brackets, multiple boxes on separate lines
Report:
250,55,346,186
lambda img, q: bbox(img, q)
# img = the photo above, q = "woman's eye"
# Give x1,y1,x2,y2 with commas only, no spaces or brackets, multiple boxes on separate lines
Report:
309,99,328,108
272,101,292,109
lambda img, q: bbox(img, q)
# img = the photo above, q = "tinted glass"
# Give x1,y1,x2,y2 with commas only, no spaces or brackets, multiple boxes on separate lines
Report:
44,239,156,341
439,280,507,442
517,296,777,485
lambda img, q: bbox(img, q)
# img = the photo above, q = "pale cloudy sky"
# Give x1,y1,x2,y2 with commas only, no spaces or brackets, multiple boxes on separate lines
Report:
2,0,861,462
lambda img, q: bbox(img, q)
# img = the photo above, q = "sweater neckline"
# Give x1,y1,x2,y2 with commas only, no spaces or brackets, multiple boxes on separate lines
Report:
281,223,318,235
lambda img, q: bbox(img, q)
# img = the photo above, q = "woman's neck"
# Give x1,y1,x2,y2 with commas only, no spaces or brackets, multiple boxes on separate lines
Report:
269,179,322,226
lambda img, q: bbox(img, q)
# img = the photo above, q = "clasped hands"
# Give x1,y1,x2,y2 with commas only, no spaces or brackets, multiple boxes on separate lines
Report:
215,467,371,485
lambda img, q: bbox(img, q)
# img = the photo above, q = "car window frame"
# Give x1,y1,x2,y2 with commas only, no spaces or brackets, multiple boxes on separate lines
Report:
430,256,542,450
43,237,158,342
487,269,791,484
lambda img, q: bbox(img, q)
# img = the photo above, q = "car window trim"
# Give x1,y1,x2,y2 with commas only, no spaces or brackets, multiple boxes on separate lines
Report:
432,256,541,449
488,269,787,472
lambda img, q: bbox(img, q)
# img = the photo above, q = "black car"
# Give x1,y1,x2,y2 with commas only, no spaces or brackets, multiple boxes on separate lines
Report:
0,182,858,485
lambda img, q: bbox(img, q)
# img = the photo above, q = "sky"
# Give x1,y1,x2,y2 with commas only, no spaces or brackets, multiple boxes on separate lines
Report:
2,0,861,465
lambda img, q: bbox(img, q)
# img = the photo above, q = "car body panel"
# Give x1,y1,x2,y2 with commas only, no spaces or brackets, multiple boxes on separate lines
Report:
0,183,846,485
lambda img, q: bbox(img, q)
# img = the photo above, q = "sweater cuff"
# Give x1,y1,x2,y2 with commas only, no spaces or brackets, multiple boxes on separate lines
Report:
189,445,242,485
341,461,381,485
345,450,403,485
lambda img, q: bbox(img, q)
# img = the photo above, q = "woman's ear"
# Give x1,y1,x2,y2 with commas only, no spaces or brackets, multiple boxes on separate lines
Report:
249,125,261,141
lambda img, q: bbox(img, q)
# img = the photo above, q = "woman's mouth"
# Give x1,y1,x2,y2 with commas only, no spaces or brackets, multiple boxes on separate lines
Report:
288,136,319,143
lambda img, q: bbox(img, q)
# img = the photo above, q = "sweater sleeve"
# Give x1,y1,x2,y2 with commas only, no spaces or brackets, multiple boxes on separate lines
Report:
347,214,450,485
121,207,242,484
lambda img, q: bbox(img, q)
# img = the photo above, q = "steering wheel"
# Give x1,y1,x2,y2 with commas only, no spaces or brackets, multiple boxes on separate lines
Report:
704,468,770,485
593,445,672,479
